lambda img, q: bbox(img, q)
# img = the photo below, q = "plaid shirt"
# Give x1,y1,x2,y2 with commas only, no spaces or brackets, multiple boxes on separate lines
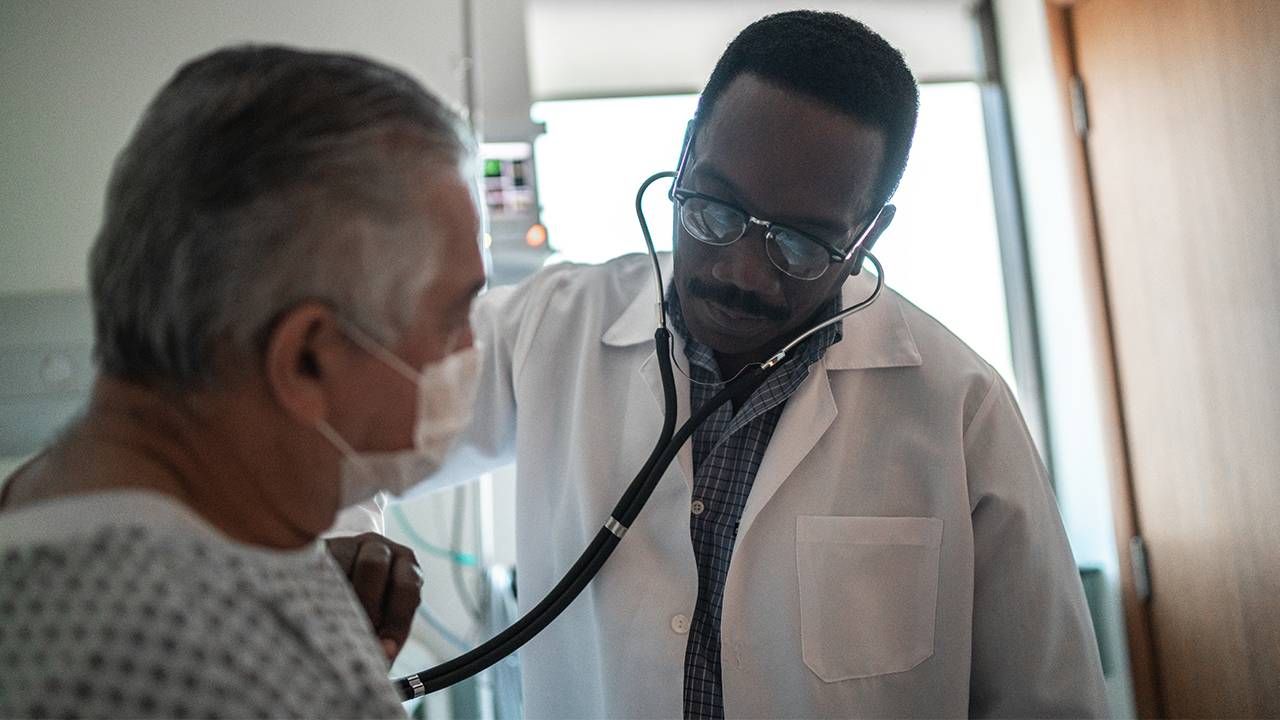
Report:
668,290,842,720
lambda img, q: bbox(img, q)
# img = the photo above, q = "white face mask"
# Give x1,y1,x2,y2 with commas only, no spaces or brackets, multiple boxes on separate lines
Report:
316,326,481,508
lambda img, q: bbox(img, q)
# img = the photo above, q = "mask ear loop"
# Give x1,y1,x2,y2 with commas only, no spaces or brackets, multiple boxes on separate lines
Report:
315,418,360,459
314,416,386,499
339,322,422,385
313,323,404,474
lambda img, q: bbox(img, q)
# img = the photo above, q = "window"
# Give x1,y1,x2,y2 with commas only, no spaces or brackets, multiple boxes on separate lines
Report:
531,83,1016,388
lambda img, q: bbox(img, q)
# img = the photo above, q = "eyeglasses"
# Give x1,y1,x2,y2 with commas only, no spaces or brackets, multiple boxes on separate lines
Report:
671,188,877,281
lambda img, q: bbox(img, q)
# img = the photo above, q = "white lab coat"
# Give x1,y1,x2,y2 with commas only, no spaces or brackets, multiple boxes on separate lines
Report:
381,253,1108,718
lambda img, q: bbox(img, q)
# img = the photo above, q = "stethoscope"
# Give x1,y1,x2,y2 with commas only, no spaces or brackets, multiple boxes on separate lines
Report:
393,125,886,701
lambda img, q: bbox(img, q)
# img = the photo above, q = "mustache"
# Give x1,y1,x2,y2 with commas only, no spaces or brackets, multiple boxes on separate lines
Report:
686,278,789,323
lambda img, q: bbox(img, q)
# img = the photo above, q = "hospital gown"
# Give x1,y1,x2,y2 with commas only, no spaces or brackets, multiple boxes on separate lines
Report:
0,490,406,719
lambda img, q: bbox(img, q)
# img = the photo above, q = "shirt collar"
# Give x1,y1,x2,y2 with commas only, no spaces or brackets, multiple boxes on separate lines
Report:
601,253,922,371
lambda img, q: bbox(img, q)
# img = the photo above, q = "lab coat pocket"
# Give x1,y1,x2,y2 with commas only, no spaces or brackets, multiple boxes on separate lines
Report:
795,515,943,682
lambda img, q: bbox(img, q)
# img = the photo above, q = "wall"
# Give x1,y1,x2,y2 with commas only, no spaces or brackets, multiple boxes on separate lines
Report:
0,0,468,298
474,0,541,141
526,0,980,99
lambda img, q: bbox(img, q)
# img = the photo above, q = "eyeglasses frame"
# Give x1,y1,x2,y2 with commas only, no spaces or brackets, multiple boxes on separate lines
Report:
668,122,885,281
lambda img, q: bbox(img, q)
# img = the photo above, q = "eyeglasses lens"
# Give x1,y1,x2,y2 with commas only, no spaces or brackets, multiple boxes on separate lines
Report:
676,194,832,280
766,228,829,280
679,196,744,246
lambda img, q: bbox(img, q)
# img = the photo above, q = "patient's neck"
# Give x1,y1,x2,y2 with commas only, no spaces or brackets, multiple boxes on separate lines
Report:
0,375,331,550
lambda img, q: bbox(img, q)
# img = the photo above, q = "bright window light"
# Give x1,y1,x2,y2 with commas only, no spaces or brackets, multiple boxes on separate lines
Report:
532,94,698,263
531,83,1016,389
873,82,1016,390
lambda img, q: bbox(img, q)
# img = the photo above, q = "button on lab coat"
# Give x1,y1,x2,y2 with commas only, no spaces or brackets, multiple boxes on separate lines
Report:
391,253,1108,718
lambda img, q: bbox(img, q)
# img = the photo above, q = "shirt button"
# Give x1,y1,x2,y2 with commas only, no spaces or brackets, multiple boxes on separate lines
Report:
690,500,706,516
670,614,690,634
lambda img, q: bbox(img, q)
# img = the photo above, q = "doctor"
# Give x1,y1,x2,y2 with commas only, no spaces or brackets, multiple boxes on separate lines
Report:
370,10,1108,718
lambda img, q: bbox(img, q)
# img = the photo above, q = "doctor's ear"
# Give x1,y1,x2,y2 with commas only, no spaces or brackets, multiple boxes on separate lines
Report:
849,204,896,276
863,204,896,253
263,302,349,425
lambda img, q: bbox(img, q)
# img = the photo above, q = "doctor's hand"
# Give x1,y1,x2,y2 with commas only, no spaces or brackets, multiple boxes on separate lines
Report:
326,532,424,662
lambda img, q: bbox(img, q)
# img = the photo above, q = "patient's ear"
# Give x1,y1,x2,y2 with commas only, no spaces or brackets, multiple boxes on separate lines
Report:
263,303,349,425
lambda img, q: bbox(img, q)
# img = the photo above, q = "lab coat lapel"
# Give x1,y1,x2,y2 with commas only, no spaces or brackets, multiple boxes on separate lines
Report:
601,253,694,491
603,257,921,505
735,360,836,548
639,339,695,491
733,273,921,547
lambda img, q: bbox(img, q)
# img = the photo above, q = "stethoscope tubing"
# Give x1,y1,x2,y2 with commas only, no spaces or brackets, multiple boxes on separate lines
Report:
393,327,777,699
391,167,878,700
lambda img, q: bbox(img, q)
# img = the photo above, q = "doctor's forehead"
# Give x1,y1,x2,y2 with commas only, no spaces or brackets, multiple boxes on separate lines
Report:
694,76,885,221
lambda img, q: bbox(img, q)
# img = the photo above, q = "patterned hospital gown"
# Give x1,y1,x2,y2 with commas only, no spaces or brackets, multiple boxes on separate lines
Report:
0,490,406,719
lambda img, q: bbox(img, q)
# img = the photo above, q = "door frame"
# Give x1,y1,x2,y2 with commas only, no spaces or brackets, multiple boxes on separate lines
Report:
1041,1,1163,716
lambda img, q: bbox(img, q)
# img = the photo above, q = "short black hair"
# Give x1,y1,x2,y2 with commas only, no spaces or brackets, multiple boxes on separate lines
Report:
695,10,919,208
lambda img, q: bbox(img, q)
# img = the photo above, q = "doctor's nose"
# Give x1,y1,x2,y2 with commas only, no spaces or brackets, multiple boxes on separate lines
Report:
710,225,782,298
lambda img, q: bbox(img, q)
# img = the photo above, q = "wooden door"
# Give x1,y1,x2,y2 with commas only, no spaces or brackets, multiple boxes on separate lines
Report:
1065,1,1280,717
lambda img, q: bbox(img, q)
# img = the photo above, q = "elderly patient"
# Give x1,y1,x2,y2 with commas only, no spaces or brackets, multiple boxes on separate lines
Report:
0,46,485,718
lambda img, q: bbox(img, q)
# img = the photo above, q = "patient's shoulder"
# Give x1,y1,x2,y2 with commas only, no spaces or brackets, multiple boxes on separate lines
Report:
0,494,403,718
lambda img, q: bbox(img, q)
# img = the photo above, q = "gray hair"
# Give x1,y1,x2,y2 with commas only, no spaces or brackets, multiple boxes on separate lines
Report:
89,45,475,389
